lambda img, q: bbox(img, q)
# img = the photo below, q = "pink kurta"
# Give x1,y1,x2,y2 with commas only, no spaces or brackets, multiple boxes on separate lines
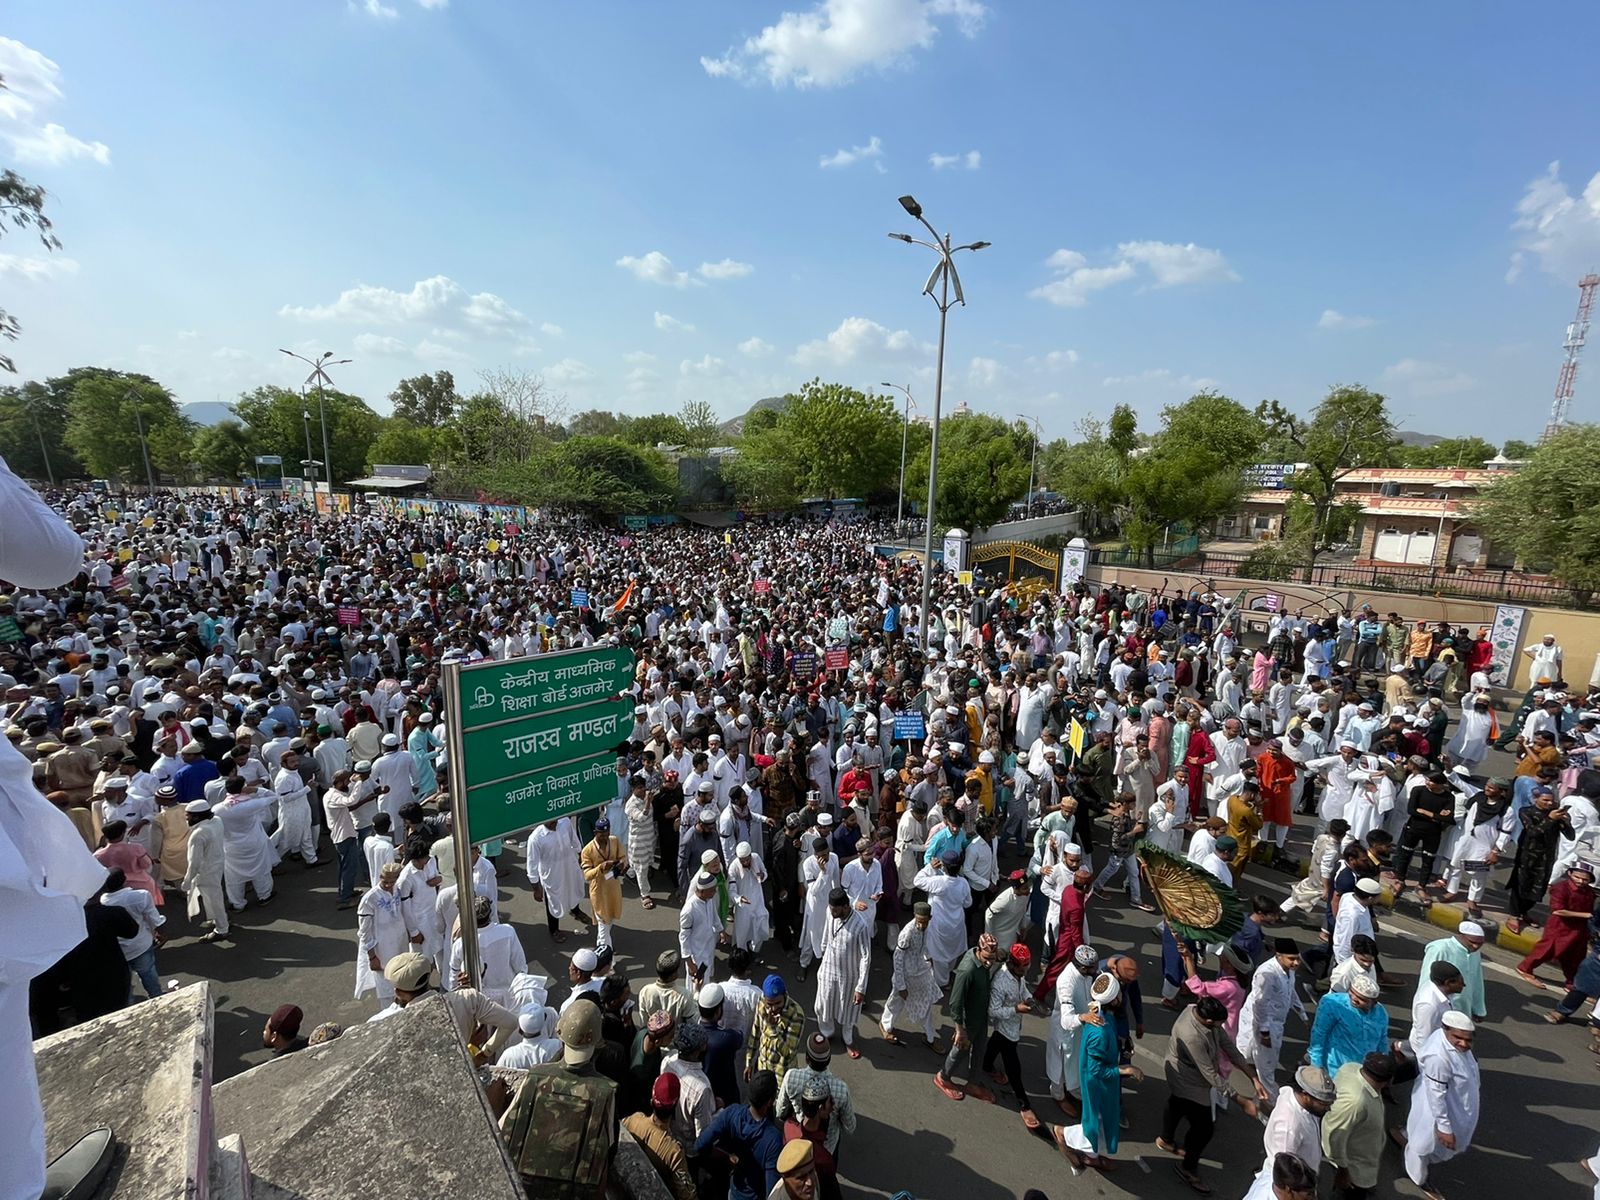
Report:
94,841,163,906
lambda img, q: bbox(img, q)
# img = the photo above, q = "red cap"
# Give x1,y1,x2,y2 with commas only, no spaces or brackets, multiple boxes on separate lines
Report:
651,1072,681,1107
1008,943,1032,968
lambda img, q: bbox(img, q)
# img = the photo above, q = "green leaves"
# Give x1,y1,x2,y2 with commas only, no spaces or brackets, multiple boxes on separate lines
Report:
725,379,905,509
63,370,193,482
1474,424,1600,605
232,384,381,484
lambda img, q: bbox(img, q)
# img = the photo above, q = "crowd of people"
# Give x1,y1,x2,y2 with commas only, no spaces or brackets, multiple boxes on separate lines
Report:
4,454,1600,1200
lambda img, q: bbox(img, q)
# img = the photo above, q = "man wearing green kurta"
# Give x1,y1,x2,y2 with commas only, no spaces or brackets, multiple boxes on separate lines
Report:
1420,924,1487,1019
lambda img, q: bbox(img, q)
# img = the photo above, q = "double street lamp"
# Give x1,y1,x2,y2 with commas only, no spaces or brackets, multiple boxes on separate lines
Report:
279,348,350,492
887,194,988,652
879,381,916,536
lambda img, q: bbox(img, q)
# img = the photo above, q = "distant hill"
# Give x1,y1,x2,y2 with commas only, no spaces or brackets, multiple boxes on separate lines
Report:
719,395,787,437
182,401,235,427
1394,430,1443,447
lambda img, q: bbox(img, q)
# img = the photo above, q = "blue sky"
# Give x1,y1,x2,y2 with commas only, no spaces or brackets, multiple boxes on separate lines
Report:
4,1,1600,442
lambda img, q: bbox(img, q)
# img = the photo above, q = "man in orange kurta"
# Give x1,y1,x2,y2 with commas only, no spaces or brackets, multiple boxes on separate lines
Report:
1256,739,1298,865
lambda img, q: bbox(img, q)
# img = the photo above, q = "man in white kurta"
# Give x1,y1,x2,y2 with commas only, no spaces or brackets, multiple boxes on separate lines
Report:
1045,946,1098,1110
526,817,587,934
213,780,279,907
1238,940,1306,1092
451,896,527,1007
798,840,842,975
1244,1065,1335,1195
1404,1015,1481,1196
0,453,109,1200
728,842,770,951
271,751,318,864
841,839,884,933
1409,960,1464,1055
181,800,228,937
678,870,722,989
913,852,973,985
812,888,872,1052
880,904,940,1045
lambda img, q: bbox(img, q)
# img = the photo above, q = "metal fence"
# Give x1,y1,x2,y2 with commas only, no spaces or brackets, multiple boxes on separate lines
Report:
1086,546,1591,609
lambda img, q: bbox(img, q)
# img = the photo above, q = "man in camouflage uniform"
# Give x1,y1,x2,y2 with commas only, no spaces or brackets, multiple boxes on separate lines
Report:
501,1000,618,1198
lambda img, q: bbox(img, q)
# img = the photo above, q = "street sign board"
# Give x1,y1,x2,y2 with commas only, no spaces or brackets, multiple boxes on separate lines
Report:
893,710,927,741
458,695,634,789
465,756,620,826
456,646,635,732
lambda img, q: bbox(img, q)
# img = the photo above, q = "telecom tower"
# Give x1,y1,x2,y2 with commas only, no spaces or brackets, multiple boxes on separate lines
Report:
1544,272,1600,440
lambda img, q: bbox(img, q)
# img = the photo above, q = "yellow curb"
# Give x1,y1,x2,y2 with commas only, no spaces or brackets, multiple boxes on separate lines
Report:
1425,903,1463,932
1497,926,1538,956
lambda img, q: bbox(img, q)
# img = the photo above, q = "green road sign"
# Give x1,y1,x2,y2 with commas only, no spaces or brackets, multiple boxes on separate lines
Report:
456,645,635,731
458,695,635,788
445,646,637,845
465,753,621,834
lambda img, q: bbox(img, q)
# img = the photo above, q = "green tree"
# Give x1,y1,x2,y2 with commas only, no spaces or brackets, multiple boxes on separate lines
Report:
191,420,253,481
903,411,1030,531
64,370,193,482
474,367,565,464
0,379,85,480
727,380,902,507
0,156,64,373
1258,385,1398,572
387,370,458,427
567,409,633,439
1394,436,1497,468
624,411,690,448
1475,424,1600,605
366,418,441,470
232,385,381,484
1501,438,1535,460
451,436,677,515
678,399,721,450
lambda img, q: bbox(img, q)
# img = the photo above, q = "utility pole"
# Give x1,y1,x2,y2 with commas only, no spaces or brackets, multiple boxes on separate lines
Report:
127,388,156,496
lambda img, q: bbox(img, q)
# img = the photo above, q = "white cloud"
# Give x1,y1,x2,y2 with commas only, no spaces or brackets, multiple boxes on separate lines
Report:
177,329,201,341
1509,160,1600,281
0,252,78,280
540,322,565,338
361,0,399,18
1031,240,1236,308
0,38,111,166
281,275,463,323
625,366,660,394
698,258,754,281
623,350,657,365
654,312,695,333
702,0,987,89
211,347,250,361
680,355,727,378
353,333,410,355
929,149,981,170
738,337,773,358
545,358,593,384
461,291,528,330
793,315,930,365
820,136,884,170
617,251,691,288
1379,358,1475,397
416,0,449,7
279,274,528,342
414,337,469,362
1116,241,1239,288
1318,309,1375,331
968,356,1002,386
1102,368,1219,391
1026,349,1079,370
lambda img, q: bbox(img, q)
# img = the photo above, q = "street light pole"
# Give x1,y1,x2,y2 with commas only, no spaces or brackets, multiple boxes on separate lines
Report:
30,406,54,486
126,387,156,496
888,196,988,653
280,348,351,494
880,381,916,537
1019,414,1042,517
302,390,316,489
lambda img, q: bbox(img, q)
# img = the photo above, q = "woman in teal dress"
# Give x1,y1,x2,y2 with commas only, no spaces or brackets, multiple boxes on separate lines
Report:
1049,973,1144,1171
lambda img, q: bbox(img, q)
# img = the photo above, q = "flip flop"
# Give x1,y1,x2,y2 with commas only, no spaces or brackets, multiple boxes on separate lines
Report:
1517,971,1547,990
641,898,655,910
1049,1126,1087,1174
846,1045,862,1059
881,1032,905,1046
1021,1110,1042,1132
1173,1165,1212,1194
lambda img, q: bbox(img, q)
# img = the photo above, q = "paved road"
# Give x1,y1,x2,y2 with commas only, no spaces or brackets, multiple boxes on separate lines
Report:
155,788,1600,1200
